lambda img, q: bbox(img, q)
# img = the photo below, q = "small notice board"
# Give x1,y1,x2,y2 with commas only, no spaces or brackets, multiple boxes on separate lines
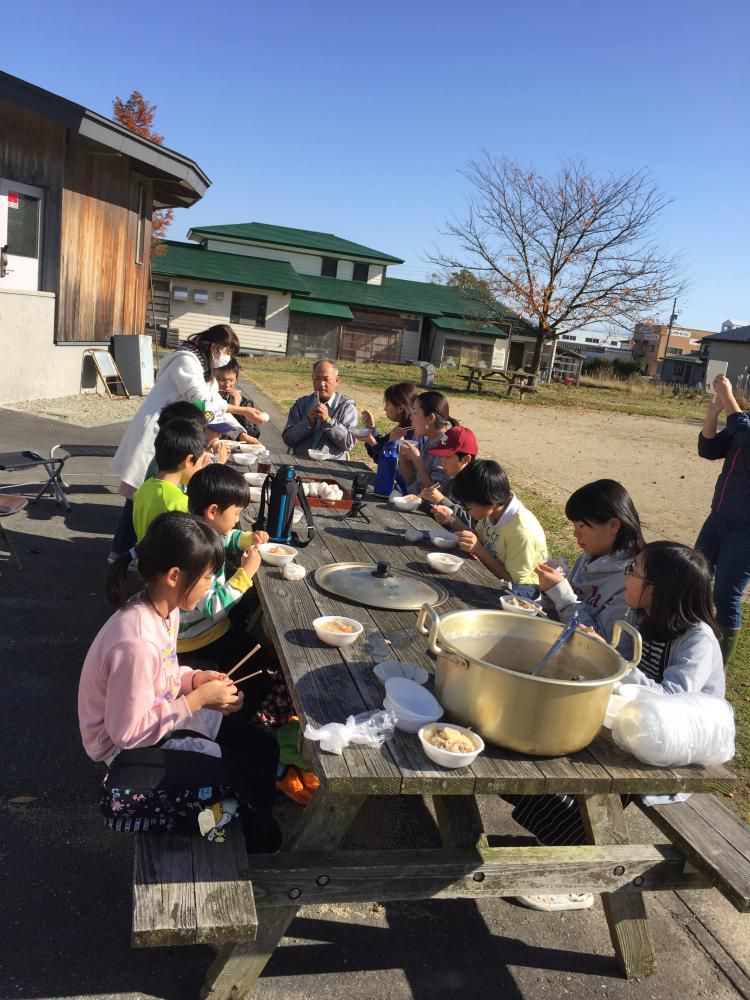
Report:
83,350,130,399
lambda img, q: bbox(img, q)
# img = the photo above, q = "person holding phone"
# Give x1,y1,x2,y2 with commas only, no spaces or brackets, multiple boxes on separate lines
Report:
695,374,750,665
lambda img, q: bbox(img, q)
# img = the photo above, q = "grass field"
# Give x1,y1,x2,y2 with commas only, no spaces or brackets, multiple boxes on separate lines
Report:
240,355,709,421
241,354,750,820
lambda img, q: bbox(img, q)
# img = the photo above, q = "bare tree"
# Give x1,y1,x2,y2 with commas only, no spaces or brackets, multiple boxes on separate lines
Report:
431,156,684,373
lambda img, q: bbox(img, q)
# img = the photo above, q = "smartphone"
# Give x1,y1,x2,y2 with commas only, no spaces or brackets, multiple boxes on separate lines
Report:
705,360,728,395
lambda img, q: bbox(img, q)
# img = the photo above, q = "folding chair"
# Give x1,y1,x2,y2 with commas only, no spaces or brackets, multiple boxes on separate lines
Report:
0,444,117,511
0,494,28,569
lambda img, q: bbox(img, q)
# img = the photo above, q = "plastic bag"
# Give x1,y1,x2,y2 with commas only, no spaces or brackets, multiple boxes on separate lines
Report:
612,692,735,767
304,710,397,755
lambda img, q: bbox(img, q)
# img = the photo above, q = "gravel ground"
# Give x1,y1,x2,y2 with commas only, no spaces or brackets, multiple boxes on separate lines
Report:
2,393,143,427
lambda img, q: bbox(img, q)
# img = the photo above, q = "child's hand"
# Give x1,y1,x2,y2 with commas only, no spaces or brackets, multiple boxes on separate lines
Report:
399,440,420,462
214,440,230,465
198,678,240,711
192,669,228,688
239,432,260,444
420,483,444,504
220,689,245,715
361,408,375,429
252,530,269,546
536,562,564,592
241,545,262,577
389,425,411,441
456,530,478,554
432,504,453,525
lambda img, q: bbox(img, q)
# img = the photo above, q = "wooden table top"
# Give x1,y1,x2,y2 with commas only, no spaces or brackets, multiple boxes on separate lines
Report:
247,457,734,799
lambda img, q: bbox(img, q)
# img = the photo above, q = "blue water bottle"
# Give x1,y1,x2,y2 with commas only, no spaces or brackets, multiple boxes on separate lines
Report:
372,440,399,496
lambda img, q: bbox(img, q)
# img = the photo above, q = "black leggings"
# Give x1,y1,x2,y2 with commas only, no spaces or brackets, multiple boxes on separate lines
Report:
503,793,635,846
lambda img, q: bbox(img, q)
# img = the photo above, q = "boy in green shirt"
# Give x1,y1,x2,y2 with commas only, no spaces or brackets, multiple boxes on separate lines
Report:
132,419,208,541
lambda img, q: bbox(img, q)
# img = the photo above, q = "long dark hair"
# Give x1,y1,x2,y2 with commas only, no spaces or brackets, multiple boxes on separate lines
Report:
565,479,644,555
107,511,224,609
384,381,417,427
415,390,458,430
186,325,240,381
637,541,720,641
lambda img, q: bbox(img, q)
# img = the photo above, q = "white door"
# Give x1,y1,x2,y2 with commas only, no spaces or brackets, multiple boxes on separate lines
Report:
0,180,44,290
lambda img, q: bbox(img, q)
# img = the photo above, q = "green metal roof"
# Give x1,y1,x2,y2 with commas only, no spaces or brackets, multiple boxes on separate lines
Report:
289,298,353,320
151,241,311,294
431,315,509,338
188,222,404,264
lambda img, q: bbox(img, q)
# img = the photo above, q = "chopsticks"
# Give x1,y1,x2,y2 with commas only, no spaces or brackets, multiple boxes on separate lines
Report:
232,668,264,685
226,643,261,678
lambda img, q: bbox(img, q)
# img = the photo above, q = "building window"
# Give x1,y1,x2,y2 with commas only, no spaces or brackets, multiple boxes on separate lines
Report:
666,346,683,355
585,337,598,343
561,334,575,340
404,318,421,332
674,362,685,377
230,291,267,328
352,261,369,283
442,338,494,369
135,184,147,265
321,257,338,278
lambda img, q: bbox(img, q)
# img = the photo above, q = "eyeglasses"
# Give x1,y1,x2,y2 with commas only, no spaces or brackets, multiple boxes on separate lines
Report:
624,561,651,583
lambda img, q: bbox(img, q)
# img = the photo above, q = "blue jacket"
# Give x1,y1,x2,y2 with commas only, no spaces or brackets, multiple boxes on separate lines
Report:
698,410,750,526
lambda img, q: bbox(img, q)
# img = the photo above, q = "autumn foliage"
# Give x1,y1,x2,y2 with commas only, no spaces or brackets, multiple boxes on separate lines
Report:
432,157,683,373
112,91,173,256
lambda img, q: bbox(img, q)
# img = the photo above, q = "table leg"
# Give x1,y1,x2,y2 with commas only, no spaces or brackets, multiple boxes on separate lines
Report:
432,795,488,850
201,791,365,1000
578,794,657,980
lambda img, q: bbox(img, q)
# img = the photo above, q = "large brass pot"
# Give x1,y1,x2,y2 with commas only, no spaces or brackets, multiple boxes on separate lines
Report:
416,605,642,756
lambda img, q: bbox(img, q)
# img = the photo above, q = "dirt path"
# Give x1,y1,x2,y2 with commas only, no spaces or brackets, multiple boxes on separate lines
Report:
353,387,715,544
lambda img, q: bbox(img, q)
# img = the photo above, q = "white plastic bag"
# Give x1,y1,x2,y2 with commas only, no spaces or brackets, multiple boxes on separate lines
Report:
304,710,397,755
612,692,735,767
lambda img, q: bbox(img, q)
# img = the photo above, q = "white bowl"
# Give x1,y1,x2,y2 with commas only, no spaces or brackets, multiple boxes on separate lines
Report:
312,615,364,647
258,542,297,566
429,530,458,550
257,411,270,423
231,452,258,467
308,448,330,461
292,507,305,525
243,472,267,487
418,723,484,768
352,426,372,439
391,495,421,512
427,552,463,574
499,594,541,616
374,660,429,686
383,695,443,733
385,677,443,721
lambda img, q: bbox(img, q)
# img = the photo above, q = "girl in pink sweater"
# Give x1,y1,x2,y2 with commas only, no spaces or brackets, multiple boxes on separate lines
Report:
78,511,280,851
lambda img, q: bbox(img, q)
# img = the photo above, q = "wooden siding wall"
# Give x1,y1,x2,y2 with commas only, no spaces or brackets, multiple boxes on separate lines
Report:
0,98,64,294
57,141,151,342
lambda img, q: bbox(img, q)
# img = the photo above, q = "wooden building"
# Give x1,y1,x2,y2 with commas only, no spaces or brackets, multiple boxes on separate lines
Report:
0,71,209,403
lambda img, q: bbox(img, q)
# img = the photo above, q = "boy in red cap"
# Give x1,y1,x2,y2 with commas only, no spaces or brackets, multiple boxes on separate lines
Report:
422,426,478,529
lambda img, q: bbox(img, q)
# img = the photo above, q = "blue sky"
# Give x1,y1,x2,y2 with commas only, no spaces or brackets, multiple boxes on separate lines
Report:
7,0,749,331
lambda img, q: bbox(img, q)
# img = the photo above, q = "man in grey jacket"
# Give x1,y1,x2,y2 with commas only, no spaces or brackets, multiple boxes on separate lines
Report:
282,359,357,460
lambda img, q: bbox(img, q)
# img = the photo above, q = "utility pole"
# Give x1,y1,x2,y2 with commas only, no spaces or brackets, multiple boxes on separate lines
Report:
660,297,679,377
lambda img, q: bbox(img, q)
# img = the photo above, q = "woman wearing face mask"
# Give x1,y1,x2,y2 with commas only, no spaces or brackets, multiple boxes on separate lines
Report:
110,325,262,562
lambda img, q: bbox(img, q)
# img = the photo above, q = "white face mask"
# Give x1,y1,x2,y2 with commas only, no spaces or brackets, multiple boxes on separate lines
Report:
211,350,232,369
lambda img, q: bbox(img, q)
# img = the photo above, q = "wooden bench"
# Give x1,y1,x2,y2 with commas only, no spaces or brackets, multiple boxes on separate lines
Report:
638,793,750,913
132,825,257,948
505,382,538,401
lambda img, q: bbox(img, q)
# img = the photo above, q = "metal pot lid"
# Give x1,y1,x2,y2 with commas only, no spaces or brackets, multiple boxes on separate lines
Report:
314,560,449,611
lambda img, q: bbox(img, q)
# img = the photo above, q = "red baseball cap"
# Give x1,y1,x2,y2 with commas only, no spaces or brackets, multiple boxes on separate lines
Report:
428,426,479,456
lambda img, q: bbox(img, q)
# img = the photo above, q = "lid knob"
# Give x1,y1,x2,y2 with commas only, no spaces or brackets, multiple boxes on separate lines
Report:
372,561,391,578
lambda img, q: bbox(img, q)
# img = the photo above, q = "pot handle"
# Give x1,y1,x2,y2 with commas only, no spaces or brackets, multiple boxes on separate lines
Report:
610,619,642,671
416,603,442,655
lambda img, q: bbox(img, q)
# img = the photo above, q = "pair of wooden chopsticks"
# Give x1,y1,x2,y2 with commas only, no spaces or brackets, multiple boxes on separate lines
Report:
225,643,264,685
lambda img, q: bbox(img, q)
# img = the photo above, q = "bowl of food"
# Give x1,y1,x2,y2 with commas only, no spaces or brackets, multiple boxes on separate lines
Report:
258,542,298,567
312,615,364,647
352,426,372,440
230,452,258,467
308,448,330,461
418,723,484,768
384,677,443,732
374,660,429,686
499,594,541,616
391,494,422,512
429,529,458,550
426,552,463,574
243,472,267,488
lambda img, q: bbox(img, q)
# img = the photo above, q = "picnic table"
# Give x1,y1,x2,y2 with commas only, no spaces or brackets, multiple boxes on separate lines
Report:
178,454,739,997
463,365,538,397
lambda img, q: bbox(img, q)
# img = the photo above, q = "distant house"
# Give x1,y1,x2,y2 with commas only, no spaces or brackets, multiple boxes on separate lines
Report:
150,222,533,369
660,354,706,387
0,71,209,403
700,325,750,384
557,327,632,361
632,321,713,378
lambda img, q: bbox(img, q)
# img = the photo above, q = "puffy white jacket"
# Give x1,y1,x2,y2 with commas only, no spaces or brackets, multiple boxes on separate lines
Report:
112,349,241,489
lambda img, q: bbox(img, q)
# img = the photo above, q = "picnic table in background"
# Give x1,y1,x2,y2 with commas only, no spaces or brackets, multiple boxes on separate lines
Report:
462,365,538,398
196,454,741,998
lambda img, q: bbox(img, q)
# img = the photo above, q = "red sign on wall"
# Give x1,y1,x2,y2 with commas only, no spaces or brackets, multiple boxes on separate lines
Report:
7,192,19,209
